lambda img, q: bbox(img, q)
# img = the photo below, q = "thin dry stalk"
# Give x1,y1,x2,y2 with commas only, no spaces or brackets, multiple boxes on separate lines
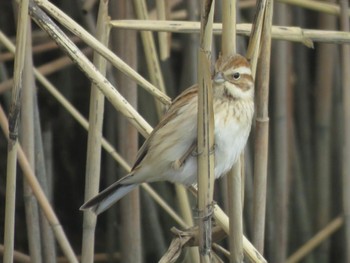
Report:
314,3,336,261
34,105,56,263
0,32,186,229
252,0,273,254
132,0,167,117
81,1,109,262
271,3,291,262
21,20,43,263
0,245,30,263
3,1,29,262
197,0,216,261
340,0,350,262
34,0,171,106
109,19,350,45
28,1,153,137
0,48,92,93
113,1,142,262
156,0,170,60
286,216,344,263
221,0,244,262
0,109,79,263
277,0,350,16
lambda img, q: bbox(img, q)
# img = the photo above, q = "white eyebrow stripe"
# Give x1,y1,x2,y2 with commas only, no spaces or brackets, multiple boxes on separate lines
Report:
234,66,252,75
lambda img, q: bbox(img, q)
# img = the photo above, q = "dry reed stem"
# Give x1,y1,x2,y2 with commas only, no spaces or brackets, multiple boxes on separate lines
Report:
252,0,273,254
197,0,215,260
21,20,43,263
272,3,291,262
0,245,30,263
0,106,79,263
277,0,350,16
0,47,92,93
340,0,350,262
28,1,153,138
34,0,171,106
211,201,267,263
0,30,187,229
110,19,350,45
220,0,244,262
81,1,109,262
133,0,167,117
156,0,170,60
3,1,29,262
286,216,344,263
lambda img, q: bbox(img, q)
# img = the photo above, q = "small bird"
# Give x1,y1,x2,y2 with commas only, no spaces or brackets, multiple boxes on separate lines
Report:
81,54,254,215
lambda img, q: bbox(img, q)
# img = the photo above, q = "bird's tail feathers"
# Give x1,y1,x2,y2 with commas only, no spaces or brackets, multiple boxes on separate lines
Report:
80,176,137,215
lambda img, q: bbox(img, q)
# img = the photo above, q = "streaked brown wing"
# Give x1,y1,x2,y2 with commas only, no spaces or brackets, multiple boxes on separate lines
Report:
131,85,198,171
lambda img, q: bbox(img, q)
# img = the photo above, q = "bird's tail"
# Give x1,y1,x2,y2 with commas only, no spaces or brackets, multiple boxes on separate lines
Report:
80,178,138,215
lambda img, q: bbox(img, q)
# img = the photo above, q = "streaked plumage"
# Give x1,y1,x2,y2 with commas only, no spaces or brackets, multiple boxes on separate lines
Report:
81,54,254,215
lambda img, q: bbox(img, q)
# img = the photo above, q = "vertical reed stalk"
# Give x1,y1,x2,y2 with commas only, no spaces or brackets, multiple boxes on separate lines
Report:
113,1,142,262
21,20,43,263
3,0,29,262
0,105,79,263
340,0,350,262
81,1,109,262
271,3,291,262
156,0,170,60
314,2,336,261
221,0,244,262
252,0,273,254
197,0,215,261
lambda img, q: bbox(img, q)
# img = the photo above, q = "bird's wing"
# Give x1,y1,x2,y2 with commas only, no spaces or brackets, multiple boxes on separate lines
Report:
131,85,198,171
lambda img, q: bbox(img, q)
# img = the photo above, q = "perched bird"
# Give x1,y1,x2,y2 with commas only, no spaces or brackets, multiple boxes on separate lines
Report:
81,54,255,215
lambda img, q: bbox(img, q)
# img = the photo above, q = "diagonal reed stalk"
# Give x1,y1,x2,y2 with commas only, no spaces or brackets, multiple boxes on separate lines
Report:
0,104,79,263
35,0,171,106
3,0,29,262
197,0,215,261
133,0,167,117
81,0,109,262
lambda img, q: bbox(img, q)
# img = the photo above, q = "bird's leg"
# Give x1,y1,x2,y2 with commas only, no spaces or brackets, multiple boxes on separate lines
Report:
172,142,197,170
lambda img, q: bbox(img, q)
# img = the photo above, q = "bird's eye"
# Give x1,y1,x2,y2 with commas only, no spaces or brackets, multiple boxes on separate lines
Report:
232,72,240,80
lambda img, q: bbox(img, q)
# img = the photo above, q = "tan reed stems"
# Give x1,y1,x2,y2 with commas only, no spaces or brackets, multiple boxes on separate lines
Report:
0,245,30,263
0,105,79,263
286,216,344,263
34,0,171,106
277,0,350,16
114,1,143,262
220,0,244,262
0,47,92,93
271,3,291,262
34,106,56,262
28,1,153,137
314,2,336,261
197,0,216,261
340,0,350,261
3,1,29,262
131,0,167,117
109,19,350,45
156,0,170,60
81,1,109,262
0,30,190,231
251,0,273,255
21,20,43,263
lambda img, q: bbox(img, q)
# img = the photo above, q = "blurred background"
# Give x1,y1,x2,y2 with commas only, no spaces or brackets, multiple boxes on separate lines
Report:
0,0,349,262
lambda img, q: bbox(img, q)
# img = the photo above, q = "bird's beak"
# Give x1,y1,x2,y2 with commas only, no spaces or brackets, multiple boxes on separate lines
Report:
214,72,225,84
